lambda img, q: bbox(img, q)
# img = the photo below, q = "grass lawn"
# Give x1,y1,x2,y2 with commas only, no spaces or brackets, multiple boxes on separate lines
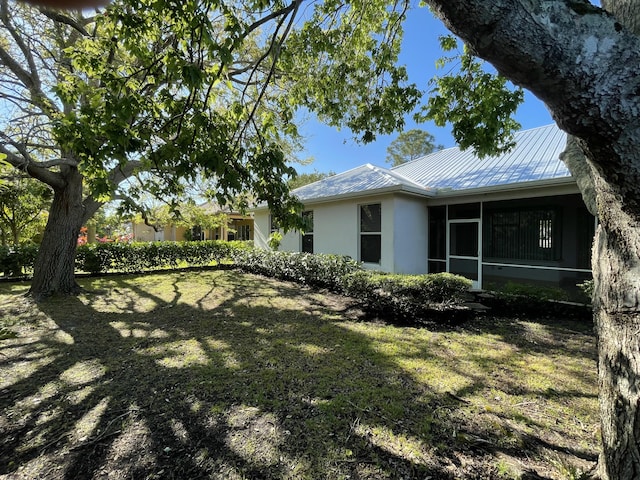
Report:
0,270,598,479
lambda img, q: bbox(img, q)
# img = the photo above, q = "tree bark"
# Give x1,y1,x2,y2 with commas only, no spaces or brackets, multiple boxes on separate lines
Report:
423,1,640,478
29,166,85,300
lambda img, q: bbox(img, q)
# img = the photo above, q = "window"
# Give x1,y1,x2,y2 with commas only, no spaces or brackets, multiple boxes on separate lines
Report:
302,211,314,253
483,207,561,261
191,225,203,241
233,224,251,241
360,204,381,263
428,206,446,273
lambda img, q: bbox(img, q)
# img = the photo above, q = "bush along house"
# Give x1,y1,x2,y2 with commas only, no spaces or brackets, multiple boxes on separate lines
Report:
253,124,595,297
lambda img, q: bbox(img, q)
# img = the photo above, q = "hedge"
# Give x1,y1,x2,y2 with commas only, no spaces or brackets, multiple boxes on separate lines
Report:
344,270,472,320
75,240,253,273
0,244,39,277
231,249,362,292
0,240,253,277
231,249,472,321
1,241,474,323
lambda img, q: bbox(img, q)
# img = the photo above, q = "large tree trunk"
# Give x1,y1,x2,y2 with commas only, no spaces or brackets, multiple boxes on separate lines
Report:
424,1,640,478
29,166,85,300
590,169,640,479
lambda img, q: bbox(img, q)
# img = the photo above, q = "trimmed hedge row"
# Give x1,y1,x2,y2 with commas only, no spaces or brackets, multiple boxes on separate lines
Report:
231,249,362,292
232,248,473,321
75,240,253,273
0,244,39,277
344,270,472,320
2,241,473,322
0,241,253,277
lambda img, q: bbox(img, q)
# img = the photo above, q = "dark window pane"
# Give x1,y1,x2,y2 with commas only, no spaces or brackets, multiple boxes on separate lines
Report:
360,235,381,263
302,234,314,253
450,258,479,281
429,206,446,260
449,203,480,219
302,211,314,233
576,207,595,269
428,260,447,273
450,222,478,257
360,204,381,232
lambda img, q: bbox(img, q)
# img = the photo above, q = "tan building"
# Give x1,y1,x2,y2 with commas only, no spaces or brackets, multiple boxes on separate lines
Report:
132,203,254,242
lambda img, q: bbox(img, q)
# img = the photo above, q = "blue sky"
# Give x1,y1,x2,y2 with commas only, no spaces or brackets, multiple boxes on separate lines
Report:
294,5,553,175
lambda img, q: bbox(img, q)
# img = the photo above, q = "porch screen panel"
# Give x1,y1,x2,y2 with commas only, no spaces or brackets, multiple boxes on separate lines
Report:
483,208,561,261
576,207,595,269
428,206,446,260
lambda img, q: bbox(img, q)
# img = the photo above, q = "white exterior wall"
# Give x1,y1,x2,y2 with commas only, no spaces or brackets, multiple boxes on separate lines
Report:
253,211,271,248
392,196,428,274
254,194,426,274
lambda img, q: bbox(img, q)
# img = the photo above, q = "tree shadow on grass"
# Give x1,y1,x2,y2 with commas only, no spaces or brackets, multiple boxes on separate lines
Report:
0,271,599,479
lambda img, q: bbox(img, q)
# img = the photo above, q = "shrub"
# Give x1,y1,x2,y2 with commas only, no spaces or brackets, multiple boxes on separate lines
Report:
232,249,361,292
493,281,569,302
344,271,472,321
76,240,252,274
0,243,39,277
482,281,592,319
577,279,594,300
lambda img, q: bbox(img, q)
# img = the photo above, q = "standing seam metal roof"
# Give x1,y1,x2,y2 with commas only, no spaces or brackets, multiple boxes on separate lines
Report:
391,124,569,191
292,163,429,201
290,124,570,203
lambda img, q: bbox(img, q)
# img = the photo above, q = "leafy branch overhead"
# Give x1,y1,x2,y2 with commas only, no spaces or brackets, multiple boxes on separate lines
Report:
0,0,420,232
419,35,524,157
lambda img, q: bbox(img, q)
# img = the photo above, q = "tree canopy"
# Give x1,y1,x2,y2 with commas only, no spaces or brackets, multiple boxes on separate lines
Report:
385,129,443,166
287,170,336,190
0,0,422,296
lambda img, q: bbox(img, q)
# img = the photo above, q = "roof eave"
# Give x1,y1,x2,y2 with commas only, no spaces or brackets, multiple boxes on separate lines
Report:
251,184,434,210
432,176,576,198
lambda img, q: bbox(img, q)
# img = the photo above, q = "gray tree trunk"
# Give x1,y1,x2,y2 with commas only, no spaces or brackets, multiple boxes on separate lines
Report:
29,166,85,300
424,1,640,478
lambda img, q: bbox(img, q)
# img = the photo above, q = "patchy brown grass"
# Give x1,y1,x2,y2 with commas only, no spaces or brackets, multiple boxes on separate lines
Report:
0,270,598,479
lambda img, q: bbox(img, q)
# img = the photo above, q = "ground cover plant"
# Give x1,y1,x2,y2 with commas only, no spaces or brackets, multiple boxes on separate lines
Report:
1,270,598,479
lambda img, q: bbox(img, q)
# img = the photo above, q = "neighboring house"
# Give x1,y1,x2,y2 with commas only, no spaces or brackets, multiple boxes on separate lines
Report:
132,203,254,242
253,124,595,293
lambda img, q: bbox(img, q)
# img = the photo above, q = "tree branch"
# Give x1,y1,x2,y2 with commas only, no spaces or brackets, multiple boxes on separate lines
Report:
38,9,90,37
0,0,42,94
0,146,65,189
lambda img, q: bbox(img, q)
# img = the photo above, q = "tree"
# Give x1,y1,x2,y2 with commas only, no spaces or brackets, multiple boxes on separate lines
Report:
385,129,442,166
422,1,640,478
0,0,419,299
288,170,336,190
0,165,51,245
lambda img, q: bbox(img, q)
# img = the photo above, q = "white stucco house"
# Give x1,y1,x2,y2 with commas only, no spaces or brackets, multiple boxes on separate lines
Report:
252,124,595,293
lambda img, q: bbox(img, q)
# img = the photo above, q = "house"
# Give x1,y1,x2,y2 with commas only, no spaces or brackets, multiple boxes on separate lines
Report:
132,203,254,242
253,124,595,293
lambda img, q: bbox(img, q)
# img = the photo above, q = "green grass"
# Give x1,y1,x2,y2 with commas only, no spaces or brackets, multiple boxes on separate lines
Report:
0,270,599,479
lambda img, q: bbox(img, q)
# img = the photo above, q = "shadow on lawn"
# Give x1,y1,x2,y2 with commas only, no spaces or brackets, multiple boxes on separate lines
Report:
0,272,598,479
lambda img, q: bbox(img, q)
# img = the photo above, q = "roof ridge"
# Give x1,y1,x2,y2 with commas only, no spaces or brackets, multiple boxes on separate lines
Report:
369,163,427,189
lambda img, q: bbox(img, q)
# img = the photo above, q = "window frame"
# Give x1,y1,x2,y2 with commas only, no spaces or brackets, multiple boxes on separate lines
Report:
301,210,314,253
359,203,382,264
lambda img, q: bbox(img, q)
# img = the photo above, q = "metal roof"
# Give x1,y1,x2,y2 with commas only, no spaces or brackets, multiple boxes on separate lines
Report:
286,124,571,205
392,123,570,191
292,163,430,202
